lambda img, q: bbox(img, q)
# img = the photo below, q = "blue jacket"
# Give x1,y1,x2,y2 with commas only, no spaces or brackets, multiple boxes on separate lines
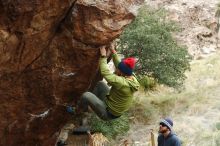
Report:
158,132,181,146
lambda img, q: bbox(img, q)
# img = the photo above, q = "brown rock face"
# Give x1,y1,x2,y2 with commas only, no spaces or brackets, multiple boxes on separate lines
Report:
0,0,143,145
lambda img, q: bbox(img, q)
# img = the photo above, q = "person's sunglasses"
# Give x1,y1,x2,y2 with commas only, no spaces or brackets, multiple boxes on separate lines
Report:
159,123,167,127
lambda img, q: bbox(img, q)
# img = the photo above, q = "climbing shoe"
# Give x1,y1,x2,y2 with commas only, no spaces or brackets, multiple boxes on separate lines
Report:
66,106,75,114
56,140,67,146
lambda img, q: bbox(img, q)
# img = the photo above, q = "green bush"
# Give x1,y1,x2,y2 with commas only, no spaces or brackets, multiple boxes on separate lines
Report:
118,6,191,88
89,113,130,139
137,75,157,91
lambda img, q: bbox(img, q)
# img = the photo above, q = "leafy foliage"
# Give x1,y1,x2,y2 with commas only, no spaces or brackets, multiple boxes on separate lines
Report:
89,113,129,139
118,6,191,88
137,75,156,91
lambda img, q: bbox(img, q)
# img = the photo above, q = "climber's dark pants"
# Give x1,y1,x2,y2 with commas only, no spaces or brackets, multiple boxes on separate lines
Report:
81,81,119,121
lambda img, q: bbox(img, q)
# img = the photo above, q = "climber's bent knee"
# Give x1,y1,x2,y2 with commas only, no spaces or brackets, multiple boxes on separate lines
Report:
82,92,92,99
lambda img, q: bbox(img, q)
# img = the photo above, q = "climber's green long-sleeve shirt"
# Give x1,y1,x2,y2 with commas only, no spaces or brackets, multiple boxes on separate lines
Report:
99,53,140,116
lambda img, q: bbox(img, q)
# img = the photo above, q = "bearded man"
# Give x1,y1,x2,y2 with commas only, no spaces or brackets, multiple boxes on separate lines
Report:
158,118,181,146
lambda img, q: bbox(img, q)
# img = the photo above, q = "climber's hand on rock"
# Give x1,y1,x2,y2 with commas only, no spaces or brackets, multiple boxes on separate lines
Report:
110,42,117,54
100,46,107,57
106,47,112,57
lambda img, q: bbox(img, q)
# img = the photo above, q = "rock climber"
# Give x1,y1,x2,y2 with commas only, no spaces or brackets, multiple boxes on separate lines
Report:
70,44,140,121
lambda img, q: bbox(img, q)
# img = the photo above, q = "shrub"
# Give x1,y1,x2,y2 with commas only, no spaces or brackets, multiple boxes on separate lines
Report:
137,75,157,91
118,5,191,88
89,113,130,140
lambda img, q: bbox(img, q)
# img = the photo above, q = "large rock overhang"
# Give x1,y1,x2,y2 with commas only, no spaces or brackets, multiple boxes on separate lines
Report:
0,0,143,145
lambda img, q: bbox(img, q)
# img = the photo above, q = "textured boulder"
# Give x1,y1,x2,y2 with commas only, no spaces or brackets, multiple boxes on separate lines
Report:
0,0,143,145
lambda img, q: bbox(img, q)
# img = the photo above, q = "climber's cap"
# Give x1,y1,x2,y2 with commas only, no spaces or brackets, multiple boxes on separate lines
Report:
118,57,136,76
